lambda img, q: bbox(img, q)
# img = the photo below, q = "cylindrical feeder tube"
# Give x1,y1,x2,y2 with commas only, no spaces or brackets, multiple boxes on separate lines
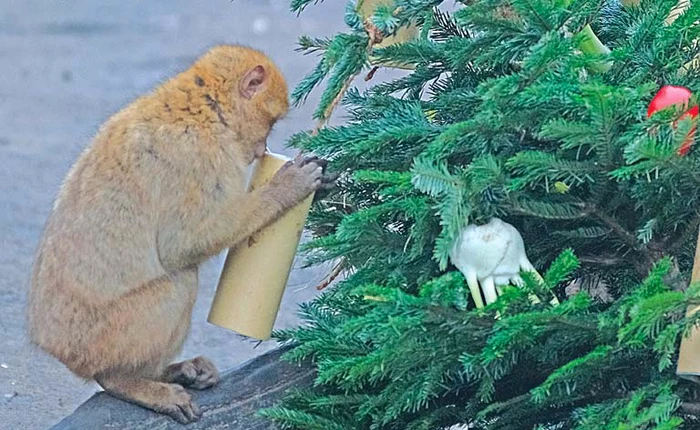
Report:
677,227,700,383
207,152,315,340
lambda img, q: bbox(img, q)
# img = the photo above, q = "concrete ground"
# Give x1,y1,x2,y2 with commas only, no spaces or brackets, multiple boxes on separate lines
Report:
0,1,372,428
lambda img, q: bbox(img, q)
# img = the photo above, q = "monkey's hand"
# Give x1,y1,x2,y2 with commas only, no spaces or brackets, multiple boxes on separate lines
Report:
269,156,335,208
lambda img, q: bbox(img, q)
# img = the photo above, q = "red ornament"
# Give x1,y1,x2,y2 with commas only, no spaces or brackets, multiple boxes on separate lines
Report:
647,85,699,156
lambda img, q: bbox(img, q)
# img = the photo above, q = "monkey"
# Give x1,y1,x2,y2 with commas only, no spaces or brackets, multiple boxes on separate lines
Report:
26,44,334,424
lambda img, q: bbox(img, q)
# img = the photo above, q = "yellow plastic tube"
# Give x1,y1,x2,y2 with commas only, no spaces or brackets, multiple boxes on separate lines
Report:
677,228,700,383
207,152,315,340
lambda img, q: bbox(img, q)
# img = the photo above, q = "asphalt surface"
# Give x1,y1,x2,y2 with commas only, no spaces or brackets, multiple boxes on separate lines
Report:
0,1,369,428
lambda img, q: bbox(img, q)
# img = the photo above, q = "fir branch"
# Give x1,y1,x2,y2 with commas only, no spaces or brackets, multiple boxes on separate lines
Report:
431,8,471,40
315,259,347,290
511,199,588,220
291,0,327,14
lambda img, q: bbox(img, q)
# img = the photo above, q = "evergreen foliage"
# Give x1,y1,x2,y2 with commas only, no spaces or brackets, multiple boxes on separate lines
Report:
260,0,700,428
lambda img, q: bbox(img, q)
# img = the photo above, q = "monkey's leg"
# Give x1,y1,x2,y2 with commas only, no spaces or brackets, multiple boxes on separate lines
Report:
95,374,202,424
162,356,220,390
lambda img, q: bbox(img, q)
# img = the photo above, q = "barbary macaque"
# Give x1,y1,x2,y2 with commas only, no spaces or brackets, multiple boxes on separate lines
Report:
27,45,334,423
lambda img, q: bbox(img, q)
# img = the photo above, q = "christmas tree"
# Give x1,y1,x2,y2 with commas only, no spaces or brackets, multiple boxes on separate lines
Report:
260,0,700,428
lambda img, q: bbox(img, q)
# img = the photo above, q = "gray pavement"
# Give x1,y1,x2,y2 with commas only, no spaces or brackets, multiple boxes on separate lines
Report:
0,1,367,428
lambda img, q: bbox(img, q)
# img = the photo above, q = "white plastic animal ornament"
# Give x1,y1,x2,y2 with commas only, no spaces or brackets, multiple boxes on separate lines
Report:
449,217,544,308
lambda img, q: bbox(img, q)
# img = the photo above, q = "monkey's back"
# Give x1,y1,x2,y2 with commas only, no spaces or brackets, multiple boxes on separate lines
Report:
26,112,177,378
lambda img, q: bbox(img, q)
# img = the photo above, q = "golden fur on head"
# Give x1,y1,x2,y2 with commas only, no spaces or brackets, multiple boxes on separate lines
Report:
193,45,289,119
151,44,289,132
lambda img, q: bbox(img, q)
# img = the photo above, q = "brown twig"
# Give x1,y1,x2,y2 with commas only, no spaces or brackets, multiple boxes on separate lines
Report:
316,259,347,290
578,254,624,266
587,205,640,252
312,12,385,136
309,7,389,284
586,203,658,273
312,77,355,136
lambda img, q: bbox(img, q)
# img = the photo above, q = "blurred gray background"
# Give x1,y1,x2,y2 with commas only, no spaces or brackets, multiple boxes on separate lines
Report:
0,1,401,428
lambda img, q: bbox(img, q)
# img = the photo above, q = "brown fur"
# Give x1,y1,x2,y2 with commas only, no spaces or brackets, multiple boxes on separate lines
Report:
27,44,330,423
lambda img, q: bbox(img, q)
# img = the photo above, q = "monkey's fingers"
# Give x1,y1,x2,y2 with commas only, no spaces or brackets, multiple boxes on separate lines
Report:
301,160,324,176
316,172,339,191
176,399,202,423
165,356,220,390
313,158,329,172
293,153,304,165
317,182,337,191
301,155,318,164
279,160,294,171
321,171,338,182
301,156,329,172
160,386,202,424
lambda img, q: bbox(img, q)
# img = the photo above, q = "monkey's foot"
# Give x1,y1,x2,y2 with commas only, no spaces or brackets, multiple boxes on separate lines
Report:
96,375,201,424
163,356,220,390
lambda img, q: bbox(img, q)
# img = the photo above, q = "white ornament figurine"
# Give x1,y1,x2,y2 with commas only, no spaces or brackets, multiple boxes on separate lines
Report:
450,217,552,308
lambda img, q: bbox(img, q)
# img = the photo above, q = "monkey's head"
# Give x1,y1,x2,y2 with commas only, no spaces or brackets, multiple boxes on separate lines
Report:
192,45,290,163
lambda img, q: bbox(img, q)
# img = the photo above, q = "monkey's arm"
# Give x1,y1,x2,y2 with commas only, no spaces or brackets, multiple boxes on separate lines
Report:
158,185,293,270
205,185,290,254
158,159,323,271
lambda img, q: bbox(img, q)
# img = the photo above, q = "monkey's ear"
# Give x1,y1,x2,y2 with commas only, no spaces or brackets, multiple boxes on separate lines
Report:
239,65,266,100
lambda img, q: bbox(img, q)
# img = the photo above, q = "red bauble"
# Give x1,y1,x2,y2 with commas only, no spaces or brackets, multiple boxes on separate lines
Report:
647,85,699,156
